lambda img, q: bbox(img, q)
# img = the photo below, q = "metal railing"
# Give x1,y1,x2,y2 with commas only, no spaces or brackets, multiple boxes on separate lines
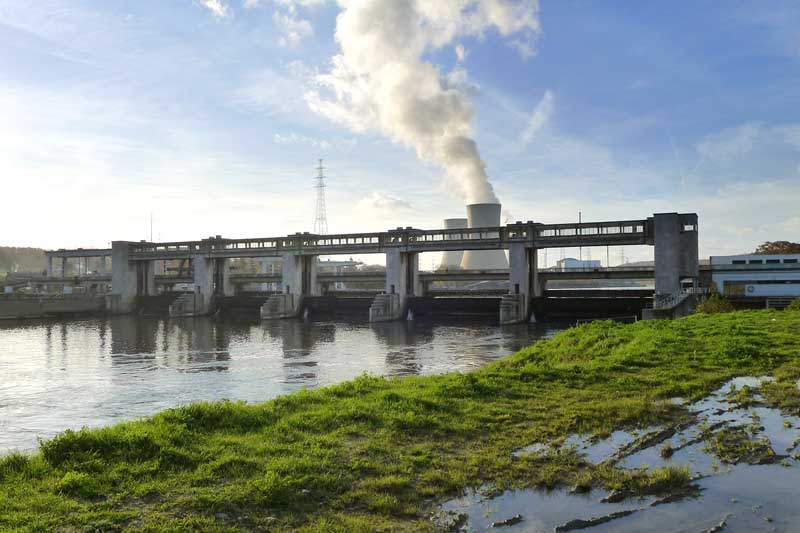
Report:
653,291,691,310
53,215,691,260
536,220,645,237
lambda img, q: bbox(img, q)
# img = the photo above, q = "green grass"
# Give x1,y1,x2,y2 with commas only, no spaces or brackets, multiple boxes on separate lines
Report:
703,427,778,465
2,310,800,531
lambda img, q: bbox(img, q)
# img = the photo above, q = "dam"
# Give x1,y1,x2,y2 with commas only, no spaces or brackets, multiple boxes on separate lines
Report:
2,213,701,322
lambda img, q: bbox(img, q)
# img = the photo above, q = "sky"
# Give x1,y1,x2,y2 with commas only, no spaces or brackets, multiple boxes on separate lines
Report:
1,0,799,266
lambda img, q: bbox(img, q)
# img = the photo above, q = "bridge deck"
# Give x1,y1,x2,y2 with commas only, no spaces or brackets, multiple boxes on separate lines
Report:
26,263,800,289
122,219,651,261
46,248,112,259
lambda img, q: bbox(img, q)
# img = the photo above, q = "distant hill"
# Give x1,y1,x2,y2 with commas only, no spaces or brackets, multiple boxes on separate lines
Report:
0,247,46,273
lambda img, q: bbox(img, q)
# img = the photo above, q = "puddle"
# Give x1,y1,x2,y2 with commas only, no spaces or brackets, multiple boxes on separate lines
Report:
563,428,658,464
438,486,650,533
439,377,800,532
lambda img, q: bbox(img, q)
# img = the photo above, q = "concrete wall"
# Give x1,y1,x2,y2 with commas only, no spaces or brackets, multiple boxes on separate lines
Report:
0,296,105,319
385,249,420,298
502,243,538,323
370,249,420,322
653,212,699,296
281,253,319,297
679,213,699,281
261,253,319,319
653,213,682,296
192,256,215,315
109,241,138,314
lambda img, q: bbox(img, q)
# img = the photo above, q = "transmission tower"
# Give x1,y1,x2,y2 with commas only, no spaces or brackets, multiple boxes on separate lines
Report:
313,159,329,235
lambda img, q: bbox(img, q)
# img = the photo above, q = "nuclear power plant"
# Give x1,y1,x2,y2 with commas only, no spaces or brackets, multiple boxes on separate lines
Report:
459,203,509,270
438,218,468,269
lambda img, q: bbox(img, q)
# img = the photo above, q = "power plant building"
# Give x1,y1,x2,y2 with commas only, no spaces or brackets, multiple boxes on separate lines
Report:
438,218,468,269
460,203,509,270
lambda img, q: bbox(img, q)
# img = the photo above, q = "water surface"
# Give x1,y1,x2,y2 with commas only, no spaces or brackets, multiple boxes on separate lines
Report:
0,316,560,452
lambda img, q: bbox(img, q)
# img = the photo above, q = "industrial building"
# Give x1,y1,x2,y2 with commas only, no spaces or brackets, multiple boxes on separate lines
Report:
438,204,510,271
555,258,602,271
710,254,800,307
438,218,467,269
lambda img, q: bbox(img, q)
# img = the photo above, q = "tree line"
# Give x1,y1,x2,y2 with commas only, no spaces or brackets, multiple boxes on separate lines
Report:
0,247,46,273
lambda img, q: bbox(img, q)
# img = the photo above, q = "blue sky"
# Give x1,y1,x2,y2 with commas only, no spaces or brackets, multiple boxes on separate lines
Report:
1,0,799,265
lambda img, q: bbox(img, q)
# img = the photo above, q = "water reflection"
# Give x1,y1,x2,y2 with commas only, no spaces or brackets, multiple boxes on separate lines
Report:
262,320,338,385
109,317,232,373
0,316,563,452
372,321,429,376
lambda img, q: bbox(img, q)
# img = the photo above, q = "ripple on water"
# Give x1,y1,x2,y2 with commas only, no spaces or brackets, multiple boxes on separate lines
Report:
0,316,563,452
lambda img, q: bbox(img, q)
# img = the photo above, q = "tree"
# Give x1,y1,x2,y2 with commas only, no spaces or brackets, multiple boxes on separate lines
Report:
753,241,800,255
696,292,734,314
0,247,46,273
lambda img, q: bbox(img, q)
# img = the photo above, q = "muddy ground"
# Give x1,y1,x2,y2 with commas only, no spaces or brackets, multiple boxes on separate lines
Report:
437,377,800,532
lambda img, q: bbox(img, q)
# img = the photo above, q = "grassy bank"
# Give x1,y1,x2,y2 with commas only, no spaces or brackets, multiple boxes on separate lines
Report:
2,310,800,531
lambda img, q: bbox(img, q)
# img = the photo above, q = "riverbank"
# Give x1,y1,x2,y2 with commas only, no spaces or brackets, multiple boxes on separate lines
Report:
2,310,800,531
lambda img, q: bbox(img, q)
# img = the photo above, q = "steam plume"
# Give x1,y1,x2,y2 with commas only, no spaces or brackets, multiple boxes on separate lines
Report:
307,0,540,204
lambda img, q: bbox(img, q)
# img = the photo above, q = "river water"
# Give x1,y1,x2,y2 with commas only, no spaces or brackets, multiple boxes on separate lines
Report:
0,316,562,453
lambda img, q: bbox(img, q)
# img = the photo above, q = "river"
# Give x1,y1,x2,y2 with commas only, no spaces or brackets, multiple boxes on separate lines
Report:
0,316,562,453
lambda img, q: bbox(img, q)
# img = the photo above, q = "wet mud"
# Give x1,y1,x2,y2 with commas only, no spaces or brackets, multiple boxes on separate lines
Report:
437,377,800,532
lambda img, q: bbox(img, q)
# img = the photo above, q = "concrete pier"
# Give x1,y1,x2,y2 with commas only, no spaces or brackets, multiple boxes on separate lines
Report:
260,253,318,319
500,243,540,324
369,249,419,322
652,212,699,296
108,241,138,314
169,256,232,317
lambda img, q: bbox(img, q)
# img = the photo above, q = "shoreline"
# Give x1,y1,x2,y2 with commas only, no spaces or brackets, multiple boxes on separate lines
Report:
2,310,800,531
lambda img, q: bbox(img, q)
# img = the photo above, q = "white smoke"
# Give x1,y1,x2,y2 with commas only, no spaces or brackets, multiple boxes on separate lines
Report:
306,0,540,205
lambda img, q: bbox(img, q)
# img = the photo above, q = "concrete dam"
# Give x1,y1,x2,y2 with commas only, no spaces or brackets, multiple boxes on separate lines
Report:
2,213,702,323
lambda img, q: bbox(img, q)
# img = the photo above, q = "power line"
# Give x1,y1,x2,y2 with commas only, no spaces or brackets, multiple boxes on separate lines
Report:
313,159,329,235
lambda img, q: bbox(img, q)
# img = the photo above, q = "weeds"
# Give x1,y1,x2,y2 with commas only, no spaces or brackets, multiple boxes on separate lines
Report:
0,310,799,531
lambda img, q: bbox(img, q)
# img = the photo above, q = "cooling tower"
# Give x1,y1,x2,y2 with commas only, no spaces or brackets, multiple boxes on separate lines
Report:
439,218,468,269
460,203,509,270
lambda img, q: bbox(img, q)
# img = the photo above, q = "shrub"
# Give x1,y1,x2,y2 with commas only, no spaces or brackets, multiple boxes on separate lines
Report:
696,292,734,314
0,452,29,481
786,298,800,311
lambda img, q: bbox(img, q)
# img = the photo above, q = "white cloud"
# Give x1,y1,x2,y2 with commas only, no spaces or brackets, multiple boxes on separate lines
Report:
245,0,322,47
229,67,310,116
446,67,476,89
520,89,553,146
498,111,800,259
509,38,536,59
273,9,313,47
627,79,651,91
455,43,468,62
696,122,763,160
273,132,355,150
0,80,320,248
200,0,230,17
245,0,328,7
696,121,800,161
357,192,413,211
